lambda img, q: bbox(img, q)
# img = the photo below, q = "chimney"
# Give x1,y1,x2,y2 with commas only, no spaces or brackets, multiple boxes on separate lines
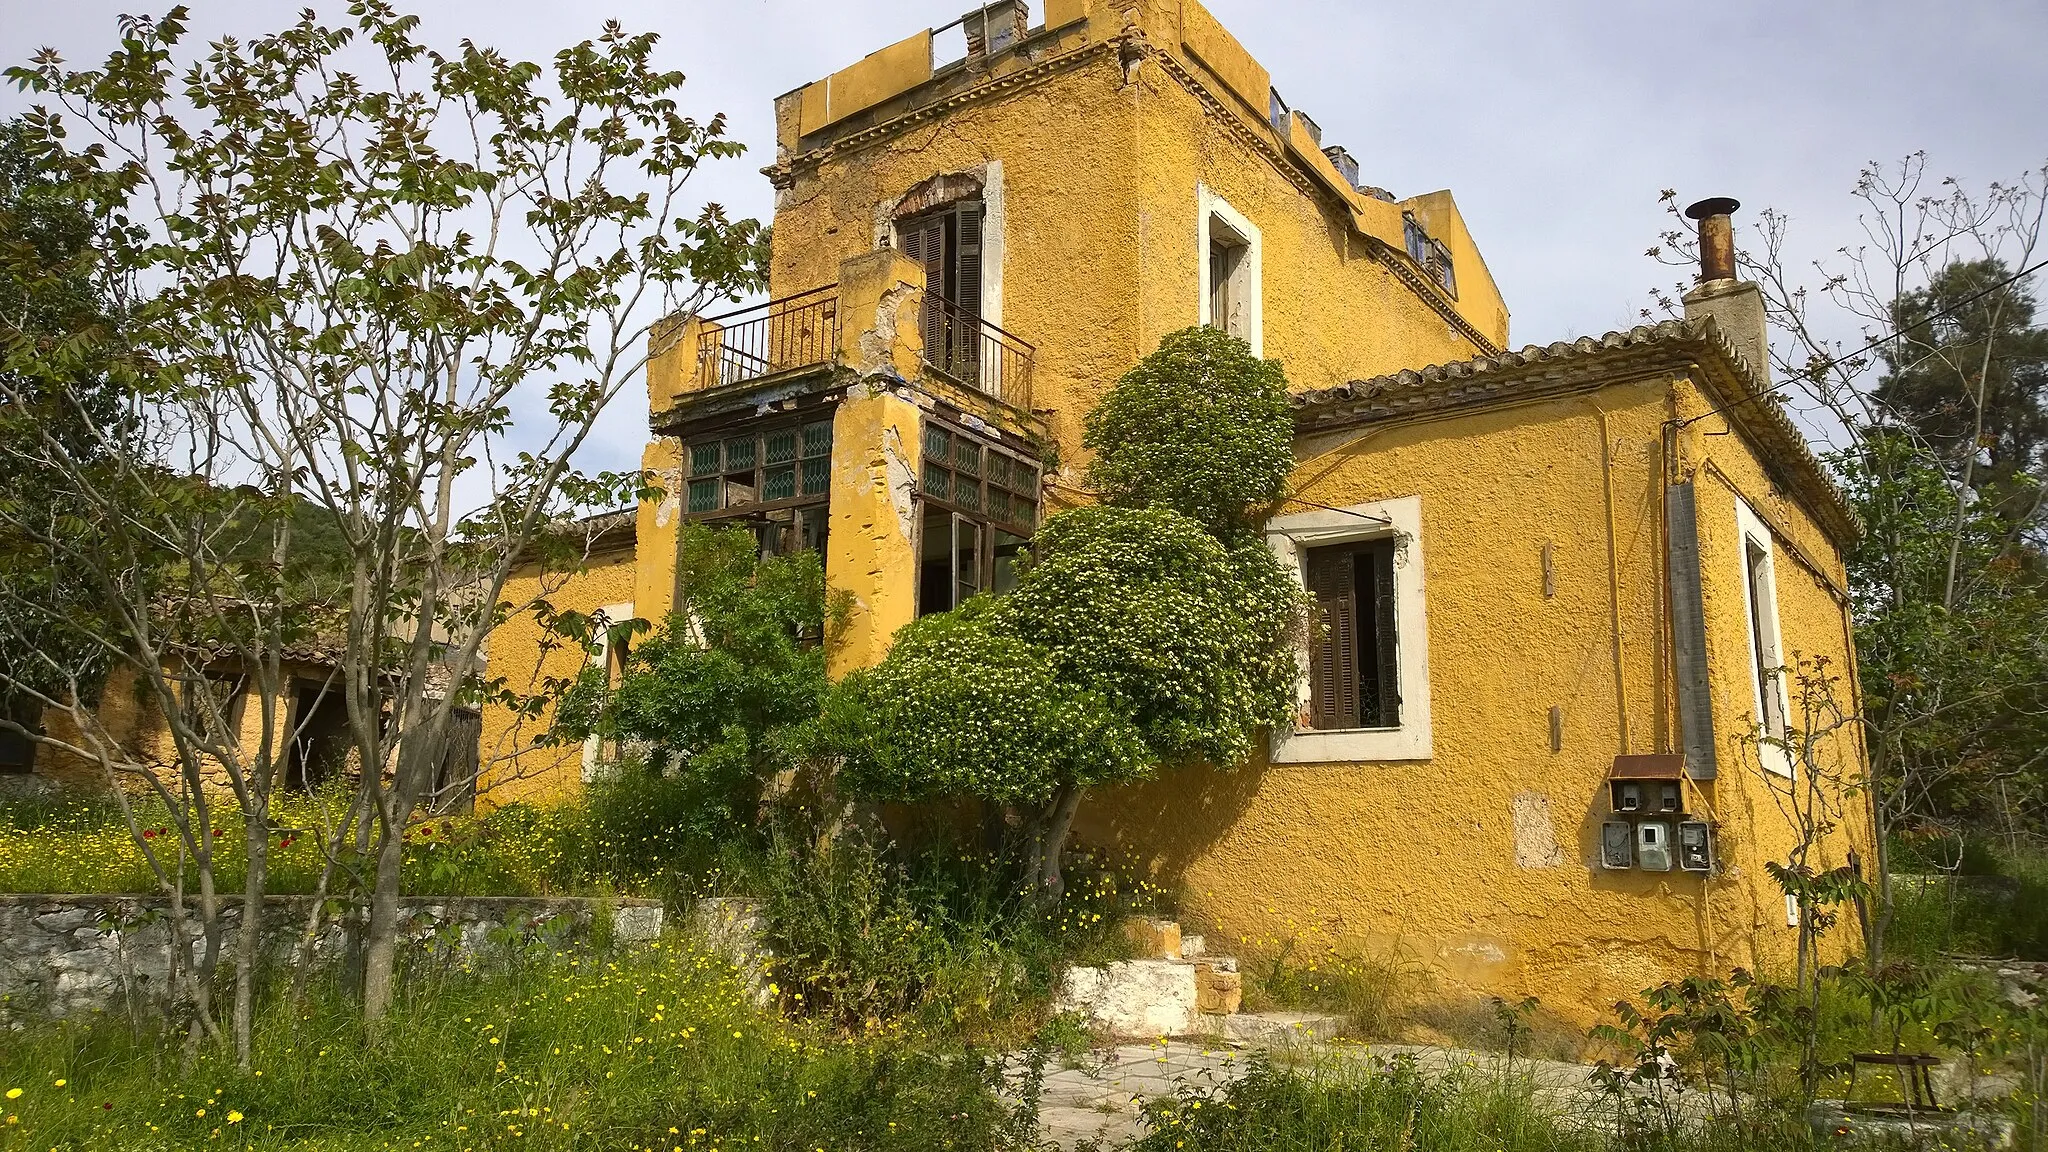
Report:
1681,197,1770,382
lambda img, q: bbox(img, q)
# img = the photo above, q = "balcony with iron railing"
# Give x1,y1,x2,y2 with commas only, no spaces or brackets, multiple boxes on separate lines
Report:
915,291,1034,411
691,284,840,391
655,266,1035,416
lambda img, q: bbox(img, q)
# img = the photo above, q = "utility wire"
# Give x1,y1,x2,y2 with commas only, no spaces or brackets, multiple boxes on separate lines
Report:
1675,254,2048,429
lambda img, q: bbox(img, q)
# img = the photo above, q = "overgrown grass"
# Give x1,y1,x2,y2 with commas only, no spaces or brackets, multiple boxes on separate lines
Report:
0,771,733,900
1125,1052,1839,1152
0,932,1026,1151
1886,836,2048,961
1225,923,1430,1040
751,832,1157,1044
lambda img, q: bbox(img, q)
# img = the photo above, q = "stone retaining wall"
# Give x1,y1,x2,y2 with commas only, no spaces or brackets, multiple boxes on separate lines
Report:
0,893,662,1022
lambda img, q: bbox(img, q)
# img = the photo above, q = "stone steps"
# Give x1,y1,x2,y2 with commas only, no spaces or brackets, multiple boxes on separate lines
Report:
1060,916,1349,1044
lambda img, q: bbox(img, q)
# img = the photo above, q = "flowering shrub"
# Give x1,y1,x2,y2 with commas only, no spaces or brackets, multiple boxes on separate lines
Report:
1082,324,1295,540
828,601,1148,805
1004,507,1303,769
828,328,1307,899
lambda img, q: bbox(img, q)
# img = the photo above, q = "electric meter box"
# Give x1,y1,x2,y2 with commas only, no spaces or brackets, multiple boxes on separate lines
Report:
1678,821,1714,872
1599,821,1633,870
1636,821,1673,871
1612,781,1644,813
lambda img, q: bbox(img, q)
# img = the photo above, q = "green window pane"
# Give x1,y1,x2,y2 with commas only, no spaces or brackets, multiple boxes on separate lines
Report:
955,477,981,512
763,464,797,502
765,429,798,465
986,452,1010,489
802,421,832,459
923,423,948,460
923,463,950,502
687,478,720,513
988,488,1011,522
689,442,721,478
723,436,756,472
800,457,829,496
955,440,980,477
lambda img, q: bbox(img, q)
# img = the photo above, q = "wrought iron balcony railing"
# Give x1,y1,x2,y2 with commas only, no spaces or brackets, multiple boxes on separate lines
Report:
692,285,839,390
919,291,1034,411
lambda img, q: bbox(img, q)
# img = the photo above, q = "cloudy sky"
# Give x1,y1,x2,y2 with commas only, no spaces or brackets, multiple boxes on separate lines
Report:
7,0,2045,475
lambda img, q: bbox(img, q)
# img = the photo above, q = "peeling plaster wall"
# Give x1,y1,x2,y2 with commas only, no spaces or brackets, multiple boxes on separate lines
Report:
1071,375,1869,1022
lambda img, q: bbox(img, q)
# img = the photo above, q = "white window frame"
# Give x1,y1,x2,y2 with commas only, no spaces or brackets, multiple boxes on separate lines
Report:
581,600,634,783
1197,184,1262,356
1733,500,1793,778
1266,495,1431,763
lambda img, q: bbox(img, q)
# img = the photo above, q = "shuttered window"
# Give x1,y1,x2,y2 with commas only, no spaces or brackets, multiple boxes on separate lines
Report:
1305,541,1400,730
916,417,1038,617
898,200,984,378
682,418,833,560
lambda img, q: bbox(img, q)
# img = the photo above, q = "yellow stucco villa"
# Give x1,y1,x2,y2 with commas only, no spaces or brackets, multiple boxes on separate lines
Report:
477,0,1872,1018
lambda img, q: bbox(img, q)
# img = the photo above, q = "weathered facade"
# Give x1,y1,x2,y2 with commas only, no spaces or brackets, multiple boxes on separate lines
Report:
477,0,1872,1018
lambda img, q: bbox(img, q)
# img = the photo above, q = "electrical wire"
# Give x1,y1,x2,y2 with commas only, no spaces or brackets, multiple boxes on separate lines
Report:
1674,254,2048,429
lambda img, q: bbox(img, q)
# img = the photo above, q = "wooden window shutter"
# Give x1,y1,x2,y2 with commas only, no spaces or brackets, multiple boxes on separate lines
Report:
900,214,947,357
1370,544,1400,726
1305,547,1360,729
952,202,983,319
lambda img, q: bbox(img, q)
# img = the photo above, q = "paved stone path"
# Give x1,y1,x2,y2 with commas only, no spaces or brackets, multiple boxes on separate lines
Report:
1016,1035,1725,1149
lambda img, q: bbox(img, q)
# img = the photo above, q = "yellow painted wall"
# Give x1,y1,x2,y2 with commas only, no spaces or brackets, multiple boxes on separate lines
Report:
769,0,1506,485
477,545,639,808
1070,373,1869,1020
35,658,362,794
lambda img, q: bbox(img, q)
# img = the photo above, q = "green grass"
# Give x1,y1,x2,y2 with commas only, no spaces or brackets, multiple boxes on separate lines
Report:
0,933,1027,1151
0,783,707,900
1124,1051,1843,1152
1885,835,2048,961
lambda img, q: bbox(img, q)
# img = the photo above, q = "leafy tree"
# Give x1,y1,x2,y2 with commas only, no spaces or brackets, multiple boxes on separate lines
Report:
1874,258,2048,524
1083,324,1295,539
0,3,765,1046
0,119,124,733
830,327,1306,900
556,524,830,840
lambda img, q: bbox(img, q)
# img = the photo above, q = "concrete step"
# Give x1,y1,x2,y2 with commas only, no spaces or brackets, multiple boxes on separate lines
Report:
1206,1010,1350,1046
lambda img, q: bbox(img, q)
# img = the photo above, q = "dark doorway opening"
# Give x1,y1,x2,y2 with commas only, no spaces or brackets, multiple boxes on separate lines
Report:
284,679,353,792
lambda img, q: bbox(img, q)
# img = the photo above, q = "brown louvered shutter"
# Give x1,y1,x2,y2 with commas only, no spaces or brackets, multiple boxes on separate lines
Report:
1369,544,1401,726
1305,546,1360,730
900,214,947,360
951,203,984,380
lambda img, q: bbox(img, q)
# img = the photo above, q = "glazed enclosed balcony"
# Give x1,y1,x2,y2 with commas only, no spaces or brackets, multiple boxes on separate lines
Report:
650,252,1035,423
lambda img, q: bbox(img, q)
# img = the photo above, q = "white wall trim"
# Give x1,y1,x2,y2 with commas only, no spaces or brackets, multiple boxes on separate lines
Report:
980,159,1004,330
581,600,634,784
1266,496,1431,763
1197,183,1263,356
1733,499,1793,779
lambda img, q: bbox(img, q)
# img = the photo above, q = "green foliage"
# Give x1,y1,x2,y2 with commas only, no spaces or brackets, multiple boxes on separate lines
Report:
1130,1053,1616,1152
752,832,1154,1040
829,600,1148,805
1885,839,2048,961
1834,435,2048,842
1006,507,1303,769
0,934,1020,1151
1083,325,1295,539
557,524,830,839
1874,258,2048,502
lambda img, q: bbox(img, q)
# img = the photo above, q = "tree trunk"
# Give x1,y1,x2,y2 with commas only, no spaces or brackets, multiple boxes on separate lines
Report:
360,807,406,1027
1031,784,1086,905
233,798,267,1068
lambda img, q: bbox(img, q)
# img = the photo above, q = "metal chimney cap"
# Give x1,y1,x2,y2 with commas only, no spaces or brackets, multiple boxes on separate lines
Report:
1684,196,1741,221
